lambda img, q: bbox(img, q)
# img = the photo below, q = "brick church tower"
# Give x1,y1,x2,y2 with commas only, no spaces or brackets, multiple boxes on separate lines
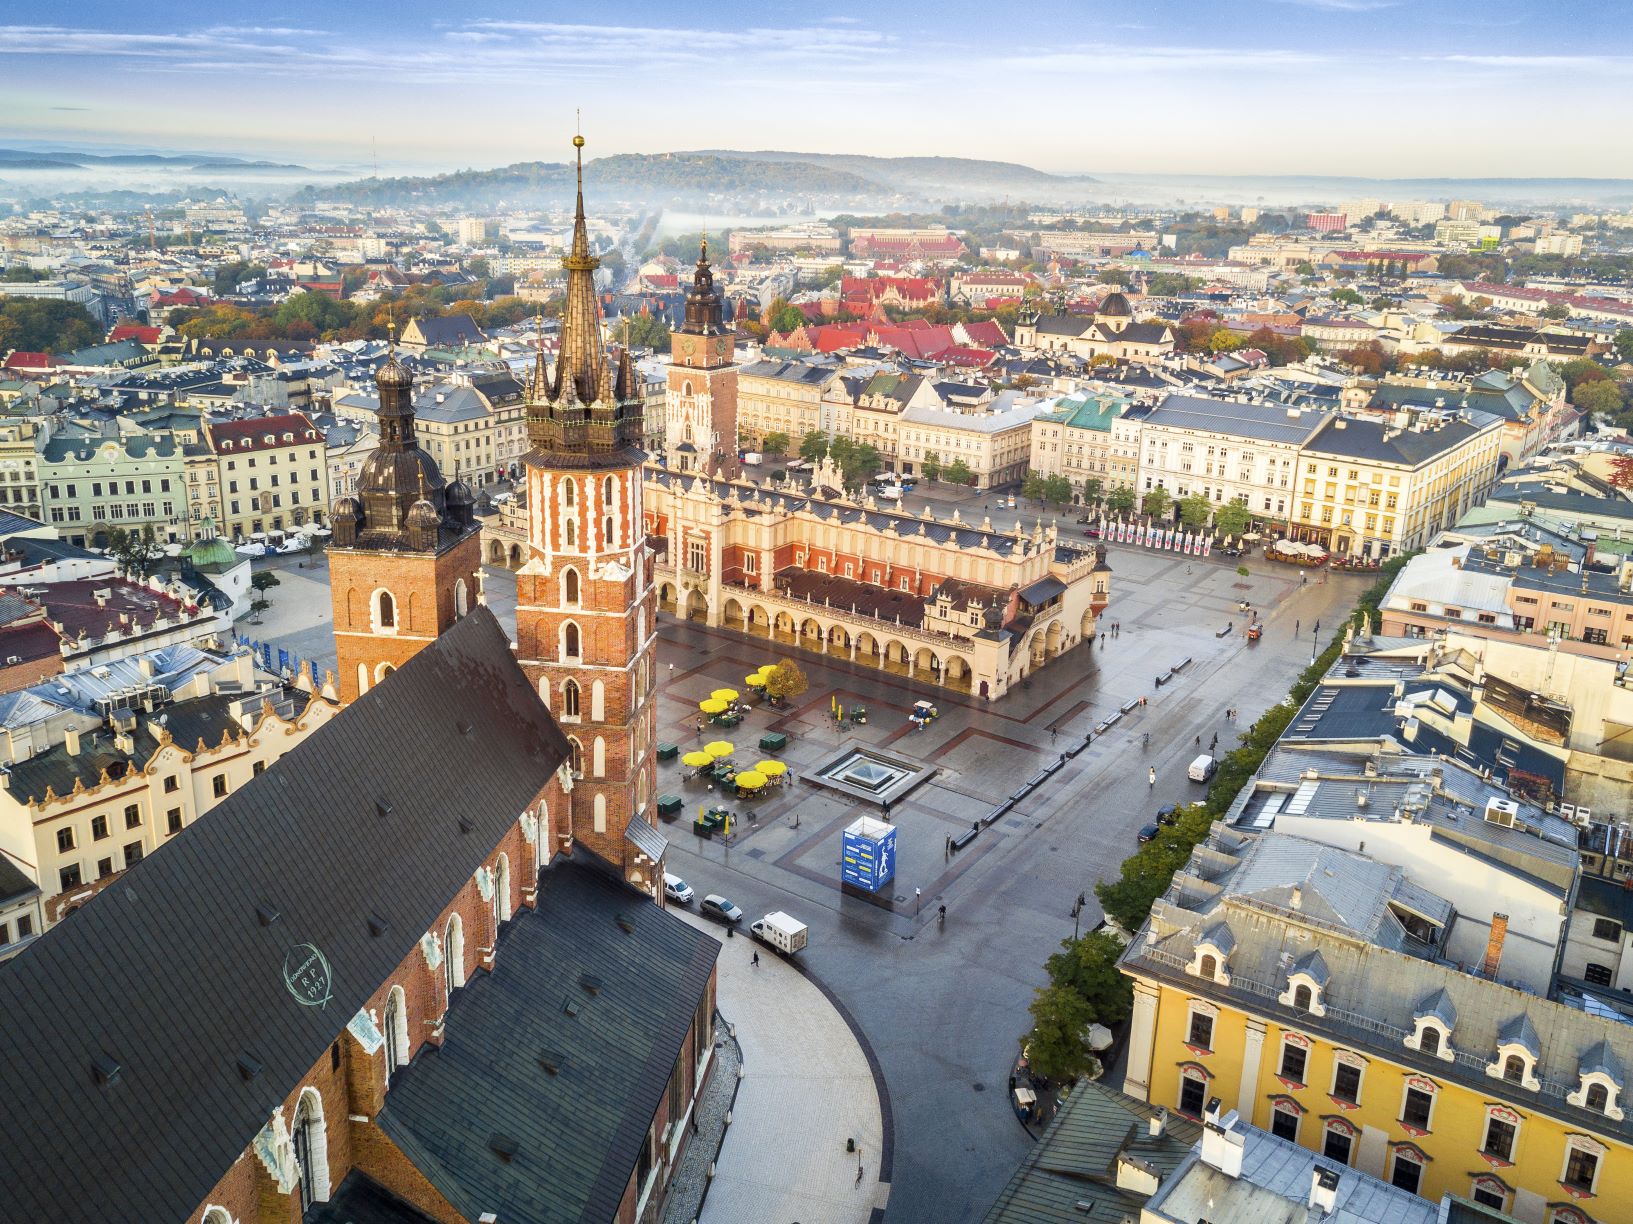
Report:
663,239,738,475
514,135,661,889
328,350,482,703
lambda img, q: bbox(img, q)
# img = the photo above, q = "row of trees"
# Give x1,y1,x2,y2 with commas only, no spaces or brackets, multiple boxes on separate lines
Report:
0,298,102,354
1026,552,1420,1083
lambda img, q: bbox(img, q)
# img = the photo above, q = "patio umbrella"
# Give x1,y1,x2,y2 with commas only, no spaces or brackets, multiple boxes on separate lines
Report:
699,698,729,714
681,751,713,768
735,771,767,789
704,741,735,759
1088,1024,1114,1052
711,688,740,702
745,673,767,687
756,760,787,777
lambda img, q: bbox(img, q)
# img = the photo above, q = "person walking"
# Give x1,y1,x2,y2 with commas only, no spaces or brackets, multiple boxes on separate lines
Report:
1195,734,1201,747
751,950,760,967
1148,766,1156,787
1210,732,1218,750
1295,619,1300,636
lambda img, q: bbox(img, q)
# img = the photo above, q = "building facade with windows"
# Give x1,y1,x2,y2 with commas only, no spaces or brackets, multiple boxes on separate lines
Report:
1138,395,1325,525
733,357,841,451
1120,827,1633,1222
37,432,187,547
1029,391,1144,494
200,413,330,542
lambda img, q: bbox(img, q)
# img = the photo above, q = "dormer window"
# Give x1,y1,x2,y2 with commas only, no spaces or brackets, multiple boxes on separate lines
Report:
1405,987,1457,1062
1567,1042,1625,1120
1278,950,1328,1018
1188,923,1234,985
1486,1015,1542,1092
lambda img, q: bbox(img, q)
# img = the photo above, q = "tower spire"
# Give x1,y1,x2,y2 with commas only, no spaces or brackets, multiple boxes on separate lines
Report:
554,130,602,405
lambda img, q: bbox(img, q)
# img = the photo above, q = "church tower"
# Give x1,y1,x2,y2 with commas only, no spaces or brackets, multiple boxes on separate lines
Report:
328,350,481,703
514,135,661,889
663,239,737,475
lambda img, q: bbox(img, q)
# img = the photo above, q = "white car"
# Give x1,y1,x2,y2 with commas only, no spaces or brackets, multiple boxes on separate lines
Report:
234,542,268,558
663,873,695,905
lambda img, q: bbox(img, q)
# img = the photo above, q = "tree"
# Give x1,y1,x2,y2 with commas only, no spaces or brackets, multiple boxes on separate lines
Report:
1080,476,1103,506
1142,487,1171,519
1022,472,1047,503
1208,329,1245,354
1294,261,1316,276
622,312,671,351
1609,454,1633,490
1574,380,1624,418
1331,287,1363,307
248,570,281,622
798,431,829,462
1044,930,1134,1027
761,431,791,457
1177,494,1213,532
1105,486,1136,515
767,302,806,333
1541,302,1570,320
1026,985,1101,1083
816,264,846,288
840,443,882,490
1043,475,1074,507
0,298,100,352
945,458,974,486
107,526,160,578
1615,329,1633,364
1214,497,1253,539
760,658,807,703
920,450,942,482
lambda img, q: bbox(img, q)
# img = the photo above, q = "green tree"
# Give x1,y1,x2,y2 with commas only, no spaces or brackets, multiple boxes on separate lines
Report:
1331,287,1363,307
945,458,974,485
1043,475,1074,507
767,300,805,333
249,570,281,622
1096,268,1130,287
920,450,942,482
798,430,829,462
816,264,846,288
1214,496,1253,539
1294,261,1316,276
1080,476,1103,506
1574,380,1625,418
761,658,808,703
1044,930,1134,1027
211,260,265,296
1209,329,1245,354
1022,472,1046,503
1105,486,1136,515
1026,985,1101,1084
0,298,100,352
1142,487,1171,519
1177,494,1213,532
760,431,791,457
623,312,671,351
1614,329,1633,363
274,291,350,335
1541,302,1570,320
106,526,160,578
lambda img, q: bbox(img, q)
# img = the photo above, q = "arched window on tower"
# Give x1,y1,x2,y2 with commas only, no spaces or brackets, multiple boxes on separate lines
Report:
563,480,576,509
563,567,580,605
601,475,615,504
563,621,581,660
444,913,465,994
454,578,468,619
383,985,408,1082
293,1088,330,1209
562,679,581,718
604,513,614,546
564,518,576,548
567,737,583,777
374,589,396,630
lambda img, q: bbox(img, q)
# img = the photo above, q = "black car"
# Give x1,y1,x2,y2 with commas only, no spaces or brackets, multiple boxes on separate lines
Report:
1156,804,1180,826
1219,546,1244,557
1138,823,1160,844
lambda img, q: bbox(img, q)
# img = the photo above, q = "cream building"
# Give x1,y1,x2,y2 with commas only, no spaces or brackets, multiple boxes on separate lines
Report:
1013,293,1175,364
1029,391,1144,494
734,358,842,449
1138,395,1325,522
897,393,1046,488
1292,408,1504,557
200,413,329,541
0,644,339,935
411,370,528,485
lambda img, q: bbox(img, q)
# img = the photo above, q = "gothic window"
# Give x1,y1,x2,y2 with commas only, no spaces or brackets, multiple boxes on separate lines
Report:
562,680,581,718
602,475,615,505
592,737,606,778
454,578,468,619
356,663,368,696
563,567,580,605
563,621,581,660
563,480,576,509
293,1088,330,1209
604,514,614,545
494,853,512,924
565,518,576,548
373,589,396,630
568,737,583,777
383,986,408,1082
444,913,465,994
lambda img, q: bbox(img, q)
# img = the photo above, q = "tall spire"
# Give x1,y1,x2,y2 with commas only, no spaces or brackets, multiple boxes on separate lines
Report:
554,131,603,405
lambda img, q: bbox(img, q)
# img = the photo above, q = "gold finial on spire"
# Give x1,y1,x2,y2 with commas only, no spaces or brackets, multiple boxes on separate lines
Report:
700,231,708,262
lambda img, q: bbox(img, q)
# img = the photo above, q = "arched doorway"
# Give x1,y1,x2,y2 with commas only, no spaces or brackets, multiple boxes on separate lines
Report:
659,583,679,614
827,624,850,658
1045,620,1063,658
488,539,506,565
801,617,822,642
507,543,523,569
1082,608,1097,638
857,631,880,665
684,589,709,622
723,597,746,629
773,611,795,642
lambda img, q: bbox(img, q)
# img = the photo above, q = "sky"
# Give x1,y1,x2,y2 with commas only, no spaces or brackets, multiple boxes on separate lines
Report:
0,0,1628,179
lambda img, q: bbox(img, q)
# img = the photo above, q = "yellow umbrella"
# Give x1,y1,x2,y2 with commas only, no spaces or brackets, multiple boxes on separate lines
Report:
699,698,729,714
745,672,767,687
756,760,787,777
681,751,713,768
711,688,740,702
704,741,735,759
735,771,767,789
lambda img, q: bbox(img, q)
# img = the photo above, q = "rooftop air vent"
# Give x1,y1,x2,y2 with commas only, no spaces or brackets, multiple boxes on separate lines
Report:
92,1053,121,1086
458,814,475,835
488,1134,518,1163
366,914,389,937
616,914,635,935
236,1053,262,1081
255,903,280,927
579,973,604,997
537,1050,564,1076
376,799,392,819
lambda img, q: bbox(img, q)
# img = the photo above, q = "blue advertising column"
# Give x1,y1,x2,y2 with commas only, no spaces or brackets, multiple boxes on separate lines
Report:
841,815,898,894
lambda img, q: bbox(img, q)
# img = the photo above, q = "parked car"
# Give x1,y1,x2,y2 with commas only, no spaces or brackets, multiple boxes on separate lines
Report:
1219,545,1244,557
663,873,695,905
1137,823,1160,844
701,894,743,924
1084,526,1103,538
1156,803,1180,826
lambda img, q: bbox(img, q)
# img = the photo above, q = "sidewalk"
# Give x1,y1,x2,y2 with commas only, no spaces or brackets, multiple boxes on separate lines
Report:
671,911,887,1224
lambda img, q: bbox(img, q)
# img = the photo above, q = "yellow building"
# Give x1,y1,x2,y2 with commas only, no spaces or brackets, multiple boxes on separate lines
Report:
200,412,329,541
1121,829,1630,1223
734,358,840,449
1029,391,1143,494
1290,408,1504,558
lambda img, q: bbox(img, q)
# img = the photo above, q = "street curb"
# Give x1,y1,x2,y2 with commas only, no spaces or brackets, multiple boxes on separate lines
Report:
786,955,896,1222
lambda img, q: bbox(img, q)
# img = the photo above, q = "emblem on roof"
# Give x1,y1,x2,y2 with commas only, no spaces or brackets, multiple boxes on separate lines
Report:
282,942,333,1009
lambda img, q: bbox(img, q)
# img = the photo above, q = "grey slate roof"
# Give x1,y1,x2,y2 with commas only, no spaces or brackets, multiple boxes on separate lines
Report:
981,1079,1202,1223
1303,410,1501,467
1414,987,1457,1028
306,1170,440,1223
1497,1013,1542,1058
376,854,718,1224
0,607,569,1224
1145,393,1330,446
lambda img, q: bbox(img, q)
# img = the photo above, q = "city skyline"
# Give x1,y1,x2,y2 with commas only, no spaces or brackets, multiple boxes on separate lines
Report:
1,0,1630,178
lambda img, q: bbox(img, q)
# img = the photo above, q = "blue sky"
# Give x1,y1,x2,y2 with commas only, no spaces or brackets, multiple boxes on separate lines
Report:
0,0,1627,177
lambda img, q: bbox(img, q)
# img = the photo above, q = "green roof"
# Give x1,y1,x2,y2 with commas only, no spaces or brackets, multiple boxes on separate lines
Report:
1046,393,1133,433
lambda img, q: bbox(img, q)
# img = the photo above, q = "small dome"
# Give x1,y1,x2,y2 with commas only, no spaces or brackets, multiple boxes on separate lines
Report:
332,495,363,520
185,534,238,569
446,480,474,508
376,352,413,389
406,498,440,528
1096,291,1133,318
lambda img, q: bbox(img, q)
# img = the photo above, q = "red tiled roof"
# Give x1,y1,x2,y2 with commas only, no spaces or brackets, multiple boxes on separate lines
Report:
939,346,996,368
961,319,1009,347
153,288,211,306
205,412,323,453
36,579,191,643
3,351,58,370
109,324,161,345
642,273,679,290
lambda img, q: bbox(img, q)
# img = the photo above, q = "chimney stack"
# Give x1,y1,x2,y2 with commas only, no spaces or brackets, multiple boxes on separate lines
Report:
1200,1098,1245,1178
1482,913,1509,979
64,726,81,756
1149,1107,1168,1139
1309,1167,1341,1215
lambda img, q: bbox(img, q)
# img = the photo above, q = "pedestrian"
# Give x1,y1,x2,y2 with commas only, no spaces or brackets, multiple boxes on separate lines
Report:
751,950,760,967
1295,619,1300,636
938,903,946,925
1210,732,1218,749
1314,620,1320,637
1195,733,1201,747
1051,727,1058,743
1148,766,1156,787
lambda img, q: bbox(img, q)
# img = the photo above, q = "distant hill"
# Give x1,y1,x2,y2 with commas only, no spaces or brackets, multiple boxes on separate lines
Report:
294,154,886,207
188,160,306,172
694,150,1098,194
0,148,307,172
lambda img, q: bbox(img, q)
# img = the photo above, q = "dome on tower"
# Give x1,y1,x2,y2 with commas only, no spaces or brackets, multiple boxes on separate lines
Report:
376,351,413,389
331,495,364,547
405,497,441,550
1096,291,1133,318
445,479,475,526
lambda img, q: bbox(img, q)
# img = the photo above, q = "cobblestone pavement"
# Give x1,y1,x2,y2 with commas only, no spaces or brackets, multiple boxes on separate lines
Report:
661,1013,742,1224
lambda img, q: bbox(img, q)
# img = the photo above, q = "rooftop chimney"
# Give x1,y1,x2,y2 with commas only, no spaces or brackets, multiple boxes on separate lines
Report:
1310,1167,1341,1215
1482,913,1509,979
1200,1098,1245,1178
1290,885,1303,910
1149,1107,1168,1139
64,726,81,756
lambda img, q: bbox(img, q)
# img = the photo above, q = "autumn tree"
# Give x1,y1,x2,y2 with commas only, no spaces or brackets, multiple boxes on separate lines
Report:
761,658,808,704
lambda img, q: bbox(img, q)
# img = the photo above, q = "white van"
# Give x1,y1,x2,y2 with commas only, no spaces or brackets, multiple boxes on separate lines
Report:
1188,754,1217,783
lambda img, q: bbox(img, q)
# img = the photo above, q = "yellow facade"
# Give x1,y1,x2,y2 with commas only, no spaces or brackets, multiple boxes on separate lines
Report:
1138,978,1629,1221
